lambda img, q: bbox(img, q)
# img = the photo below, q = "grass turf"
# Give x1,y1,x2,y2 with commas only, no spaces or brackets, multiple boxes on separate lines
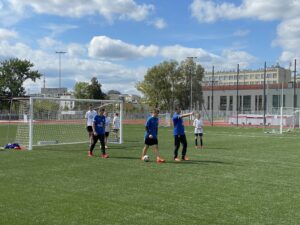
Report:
0,125,300,225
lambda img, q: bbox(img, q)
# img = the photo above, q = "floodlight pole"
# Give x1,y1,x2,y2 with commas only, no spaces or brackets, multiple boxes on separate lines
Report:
55,51,66,96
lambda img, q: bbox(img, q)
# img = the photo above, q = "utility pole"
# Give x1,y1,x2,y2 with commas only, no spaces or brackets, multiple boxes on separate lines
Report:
55,51,66,96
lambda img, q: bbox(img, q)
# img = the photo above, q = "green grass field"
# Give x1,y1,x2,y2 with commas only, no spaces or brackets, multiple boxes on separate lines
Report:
1,124,300,225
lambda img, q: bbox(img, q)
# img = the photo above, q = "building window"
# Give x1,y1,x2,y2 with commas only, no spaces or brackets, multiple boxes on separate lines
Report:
255,95,263,111
272,95,286,108
229,96,233,111
207,96,210,110
237,96,243,112
220,96,227,111
243,95,251,112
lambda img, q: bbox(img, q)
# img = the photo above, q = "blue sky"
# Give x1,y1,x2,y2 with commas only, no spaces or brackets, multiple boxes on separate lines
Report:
0,0,299,95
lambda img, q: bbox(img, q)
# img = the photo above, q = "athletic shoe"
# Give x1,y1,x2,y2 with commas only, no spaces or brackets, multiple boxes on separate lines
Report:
101,153,109,158
182,156,190,161
88,151,93,157
156,157,166,163
174,157,181,162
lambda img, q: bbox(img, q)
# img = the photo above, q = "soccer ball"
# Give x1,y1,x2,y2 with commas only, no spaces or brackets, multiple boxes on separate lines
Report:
143,155,150,162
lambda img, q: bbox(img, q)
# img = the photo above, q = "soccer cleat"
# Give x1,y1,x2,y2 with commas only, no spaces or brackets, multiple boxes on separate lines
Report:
105,145,108,149
156,157,166,163
88,151,93,157
174,157,181,162
101,153,109,158
182,156,190,161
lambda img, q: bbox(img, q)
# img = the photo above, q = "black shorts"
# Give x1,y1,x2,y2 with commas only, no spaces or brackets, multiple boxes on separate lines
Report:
86,126,93,132
105,132,109,137
144,137,158,146
195,133,203,137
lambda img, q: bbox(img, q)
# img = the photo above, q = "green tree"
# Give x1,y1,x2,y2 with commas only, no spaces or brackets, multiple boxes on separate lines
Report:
136,59,204,111
178,58,204,110
87,77,106,99
74,82,89,99
0,58,42,97
73,77,106,100
136,60,178,110
107,90,121,95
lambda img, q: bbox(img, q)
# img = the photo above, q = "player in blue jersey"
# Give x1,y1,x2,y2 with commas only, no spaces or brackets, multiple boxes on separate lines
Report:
88,108,109,158
141,108,165,163
172,106,193,161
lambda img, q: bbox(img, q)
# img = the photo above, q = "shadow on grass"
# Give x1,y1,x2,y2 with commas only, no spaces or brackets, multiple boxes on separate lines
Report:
195,147,231,151
165,159,231,165
110,156,140,160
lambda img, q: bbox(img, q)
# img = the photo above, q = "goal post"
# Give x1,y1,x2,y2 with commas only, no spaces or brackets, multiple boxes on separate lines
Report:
10,97,123,150
264,107,300,134
158,113,171,127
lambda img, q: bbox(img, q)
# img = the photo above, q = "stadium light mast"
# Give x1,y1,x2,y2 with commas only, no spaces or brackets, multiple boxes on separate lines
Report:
55,51,66,96
187,57,197,111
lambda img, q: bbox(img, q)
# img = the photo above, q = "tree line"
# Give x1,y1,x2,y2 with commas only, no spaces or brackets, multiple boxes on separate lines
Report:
0,57,204,111
136,58,204,111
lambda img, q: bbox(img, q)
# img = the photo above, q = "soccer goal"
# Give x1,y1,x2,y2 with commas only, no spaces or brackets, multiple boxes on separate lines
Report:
264,107,300,134
158,113,171,127
8,97,123,150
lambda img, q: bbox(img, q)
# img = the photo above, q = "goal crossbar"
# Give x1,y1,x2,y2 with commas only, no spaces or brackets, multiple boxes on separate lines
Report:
12,97,123,150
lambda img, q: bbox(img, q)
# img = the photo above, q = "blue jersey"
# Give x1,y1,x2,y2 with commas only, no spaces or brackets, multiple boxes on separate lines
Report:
93,115,106,135
172,112,185,135
144,116,159,139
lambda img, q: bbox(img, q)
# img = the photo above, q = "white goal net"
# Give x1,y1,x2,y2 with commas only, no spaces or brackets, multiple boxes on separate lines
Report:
264,107,300,134
158,113,171,127
9,97,123,150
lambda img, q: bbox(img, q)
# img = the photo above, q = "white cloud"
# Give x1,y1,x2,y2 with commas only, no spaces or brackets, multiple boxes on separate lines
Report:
87,36,257,70
37,37,62,50
0,39,147,94
151,18,167,29
9,0,154,22
190,0,300,63
88,36,159,60
43,24,78,37
219,49,256,69
0,28,18,41
0,0,27,26
273,17,300,51
160,44,217,62
67,43,86,57
190,0,300,23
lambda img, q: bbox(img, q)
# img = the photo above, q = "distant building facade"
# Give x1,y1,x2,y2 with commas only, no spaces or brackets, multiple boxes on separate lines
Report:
202,83,300,115
41,88,68,97
203,66,291,86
